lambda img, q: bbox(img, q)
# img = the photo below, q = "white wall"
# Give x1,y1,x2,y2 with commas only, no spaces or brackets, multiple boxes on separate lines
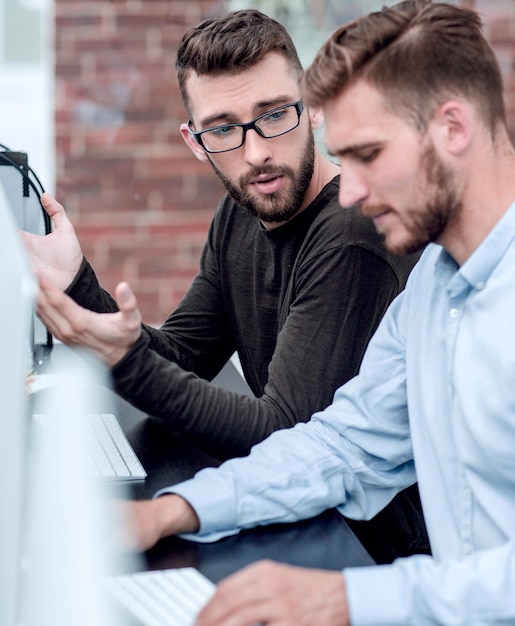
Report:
0,0,54,191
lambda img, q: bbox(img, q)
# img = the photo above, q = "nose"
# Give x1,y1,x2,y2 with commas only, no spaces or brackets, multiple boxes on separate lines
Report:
338,165,369,208
242,128,273,167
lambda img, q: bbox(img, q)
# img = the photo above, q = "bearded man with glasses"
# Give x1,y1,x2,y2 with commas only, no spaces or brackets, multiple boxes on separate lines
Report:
25,9,428,562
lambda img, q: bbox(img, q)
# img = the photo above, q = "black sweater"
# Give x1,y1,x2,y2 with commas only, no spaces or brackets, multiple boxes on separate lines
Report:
68,177,417,460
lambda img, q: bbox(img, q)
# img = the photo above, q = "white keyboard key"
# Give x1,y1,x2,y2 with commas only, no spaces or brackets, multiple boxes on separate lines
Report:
106,568,216,626
88,413,147,481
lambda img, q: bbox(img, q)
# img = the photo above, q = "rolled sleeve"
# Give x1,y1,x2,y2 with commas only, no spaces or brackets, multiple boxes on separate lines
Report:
154,467,241,543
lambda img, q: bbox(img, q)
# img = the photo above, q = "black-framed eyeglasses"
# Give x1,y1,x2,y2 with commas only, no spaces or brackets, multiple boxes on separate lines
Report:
188,100,305,154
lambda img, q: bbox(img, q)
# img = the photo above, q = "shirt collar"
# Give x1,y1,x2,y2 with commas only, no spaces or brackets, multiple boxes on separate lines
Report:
434,200,515,295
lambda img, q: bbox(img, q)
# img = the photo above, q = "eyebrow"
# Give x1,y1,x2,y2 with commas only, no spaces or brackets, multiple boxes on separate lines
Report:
327,141,382,159
198,96,296,129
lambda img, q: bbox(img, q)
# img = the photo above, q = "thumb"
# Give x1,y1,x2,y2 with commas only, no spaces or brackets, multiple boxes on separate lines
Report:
40,192,68,225
114,282,141,323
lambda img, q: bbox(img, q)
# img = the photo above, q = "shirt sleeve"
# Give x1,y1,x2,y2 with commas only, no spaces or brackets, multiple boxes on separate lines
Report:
156,293,416,539
345,541,515,625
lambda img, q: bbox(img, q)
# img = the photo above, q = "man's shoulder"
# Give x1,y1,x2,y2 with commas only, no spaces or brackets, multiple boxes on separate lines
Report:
310,198,387,251
308,180,381,244
313,202,423,287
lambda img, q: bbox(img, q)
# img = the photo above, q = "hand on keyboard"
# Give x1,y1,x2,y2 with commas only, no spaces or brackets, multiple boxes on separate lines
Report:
194,560,350,626
120,495,201,552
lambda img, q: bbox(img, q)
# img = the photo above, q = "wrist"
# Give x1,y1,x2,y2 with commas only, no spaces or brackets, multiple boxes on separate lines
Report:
64,255,88,294
155,494,200,539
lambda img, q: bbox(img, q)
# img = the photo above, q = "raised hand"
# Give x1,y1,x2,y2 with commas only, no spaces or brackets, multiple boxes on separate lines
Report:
36,276,142,367
20,192,84,290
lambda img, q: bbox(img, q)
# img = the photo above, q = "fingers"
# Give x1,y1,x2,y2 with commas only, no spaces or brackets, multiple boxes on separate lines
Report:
40,192,64,218
195,562,349,626
40,192,72,231
115,281,138,313
114,281,142,331
117,495,202,553
37,276,143,366
115,500,157,552
36,274,142,366
196,561,277,626
35,274,86,343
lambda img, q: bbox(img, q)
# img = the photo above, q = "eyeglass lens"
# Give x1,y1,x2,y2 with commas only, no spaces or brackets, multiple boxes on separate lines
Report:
200,104,300,152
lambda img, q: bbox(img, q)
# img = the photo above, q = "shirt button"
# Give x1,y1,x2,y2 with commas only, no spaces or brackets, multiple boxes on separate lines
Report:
463,542,472,555
449,308,459,318
476,281,486,290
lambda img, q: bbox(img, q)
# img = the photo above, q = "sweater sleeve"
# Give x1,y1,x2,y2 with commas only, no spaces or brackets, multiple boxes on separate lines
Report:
66,256,119,313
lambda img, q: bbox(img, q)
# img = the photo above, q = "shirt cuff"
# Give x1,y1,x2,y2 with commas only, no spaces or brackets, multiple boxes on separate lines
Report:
154,467,241,543
344,563,410,626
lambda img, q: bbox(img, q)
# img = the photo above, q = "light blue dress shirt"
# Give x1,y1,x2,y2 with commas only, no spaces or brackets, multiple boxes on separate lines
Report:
161,202,515,625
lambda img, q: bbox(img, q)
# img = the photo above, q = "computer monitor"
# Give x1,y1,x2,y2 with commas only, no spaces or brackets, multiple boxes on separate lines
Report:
0,149,52,368
0,180,36,626
22,350,131,626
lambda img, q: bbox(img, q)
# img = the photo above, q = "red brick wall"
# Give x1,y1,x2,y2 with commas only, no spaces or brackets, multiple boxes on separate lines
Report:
54,0,225,326
54,0,515,327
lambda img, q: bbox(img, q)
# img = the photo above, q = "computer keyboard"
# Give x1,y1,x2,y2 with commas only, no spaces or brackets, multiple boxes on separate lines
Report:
105,567,216,626
88,413,147,481
33,411,147,481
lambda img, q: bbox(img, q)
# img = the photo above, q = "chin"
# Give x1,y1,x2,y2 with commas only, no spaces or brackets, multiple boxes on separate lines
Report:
388,236,427,256
384,233,412,256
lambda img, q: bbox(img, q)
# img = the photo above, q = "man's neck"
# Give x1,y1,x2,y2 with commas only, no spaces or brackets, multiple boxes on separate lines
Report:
305,150,341,208
441,133,515,265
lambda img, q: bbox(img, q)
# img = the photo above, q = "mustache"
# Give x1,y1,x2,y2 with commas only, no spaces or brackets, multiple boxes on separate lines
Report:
239,165,294,187
357,202,393,217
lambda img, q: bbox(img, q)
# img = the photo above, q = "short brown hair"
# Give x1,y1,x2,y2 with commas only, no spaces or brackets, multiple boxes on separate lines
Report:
176,9,303,117
302,0,506,136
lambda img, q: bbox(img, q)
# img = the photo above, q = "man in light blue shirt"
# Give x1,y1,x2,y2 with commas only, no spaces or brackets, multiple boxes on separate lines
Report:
38,0,515,624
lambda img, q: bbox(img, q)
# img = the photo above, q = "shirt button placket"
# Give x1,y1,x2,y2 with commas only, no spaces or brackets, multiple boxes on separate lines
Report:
460,467,474,556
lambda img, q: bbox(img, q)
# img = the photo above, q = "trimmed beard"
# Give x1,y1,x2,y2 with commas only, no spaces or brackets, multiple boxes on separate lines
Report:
360,143,463,256
208,130,315,224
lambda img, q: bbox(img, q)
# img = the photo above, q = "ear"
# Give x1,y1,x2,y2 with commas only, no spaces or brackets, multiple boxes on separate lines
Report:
180,123,210,162
430,100,474,156
308,106,324,131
